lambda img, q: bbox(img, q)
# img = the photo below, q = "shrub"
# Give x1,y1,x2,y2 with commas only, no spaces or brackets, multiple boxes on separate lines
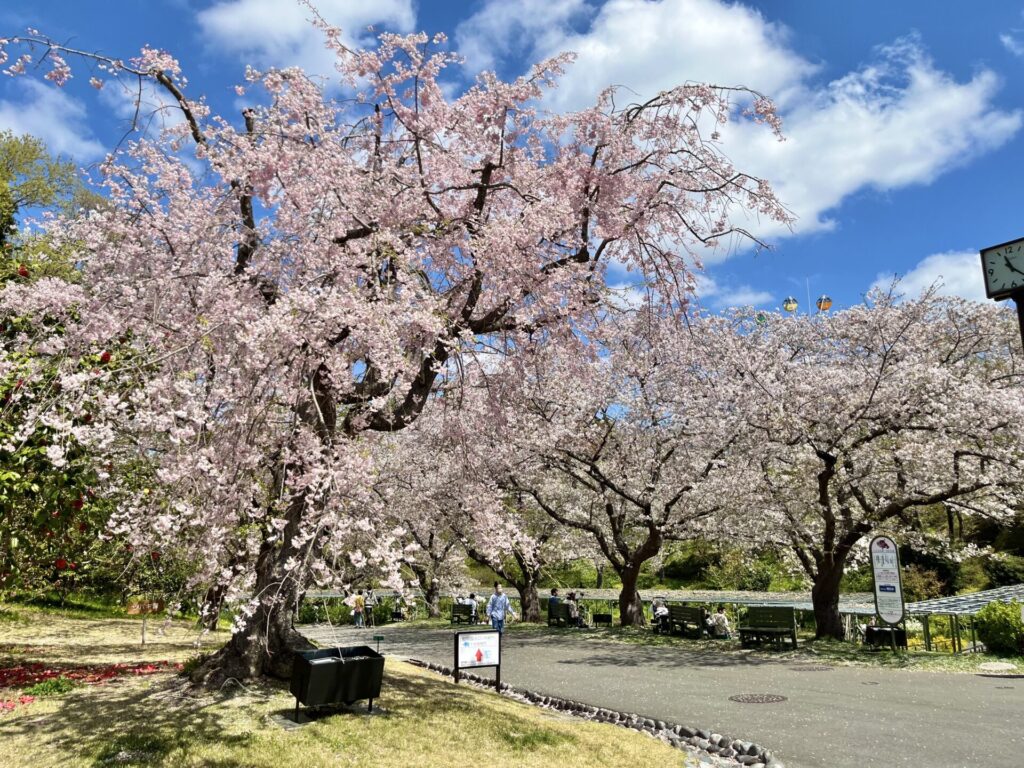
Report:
25,676,76,696
180,653,209,677
901,565,945,602
975,600,1024,656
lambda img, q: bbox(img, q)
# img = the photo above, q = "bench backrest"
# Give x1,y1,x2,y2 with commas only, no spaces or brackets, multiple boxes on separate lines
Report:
742,606,795,628
549,602,572,621
667,605,704,623
452,603,474,618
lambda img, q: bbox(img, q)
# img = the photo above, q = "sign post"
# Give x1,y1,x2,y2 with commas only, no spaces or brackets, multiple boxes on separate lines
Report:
869,535,905,652
453,629,502,692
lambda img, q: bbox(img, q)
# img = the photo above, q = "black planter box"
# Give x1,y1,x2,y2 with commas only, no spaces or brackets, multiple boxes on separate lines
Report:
290,646,385,720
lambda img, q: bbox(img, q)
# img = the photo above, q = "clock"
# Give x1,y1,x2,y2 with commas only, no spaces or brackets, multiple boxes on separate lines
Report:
980,236,1024,300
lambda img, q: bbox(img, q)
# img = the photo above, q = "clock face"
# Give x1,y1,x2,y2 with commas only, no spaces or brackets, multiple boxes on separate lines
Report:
980,237,1024,299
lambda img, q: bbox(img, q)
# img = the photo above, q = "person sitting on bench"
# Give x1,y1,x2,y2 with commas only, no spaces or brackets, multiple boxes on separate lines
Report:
709,605,731,638
652,599,670,634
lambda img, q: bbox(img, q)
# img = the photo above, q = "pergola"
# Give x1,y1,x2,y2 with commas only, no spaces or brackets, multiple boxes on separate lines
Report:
904,583,1024,653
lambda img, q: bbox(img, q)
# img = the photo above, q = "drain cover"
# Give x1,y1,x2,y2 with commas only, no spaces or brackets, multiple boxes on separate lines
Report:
995,686,1015,690
729,693,787,704
788,665,833,672
861,681,880,686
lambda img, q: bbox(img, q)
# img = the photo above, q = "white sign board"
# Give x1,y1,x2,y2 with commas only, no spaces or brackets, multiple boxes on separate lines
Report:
870,535,905,625
457,631,500,669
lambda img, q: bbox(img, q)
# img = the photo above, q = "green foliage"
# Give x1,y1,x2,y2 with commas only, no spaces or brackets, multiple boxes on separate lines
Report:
901,565,945,602
181,653,211,677
975,600,1024,655
982,554,1024,588
25,675,77,695
702,549,804,592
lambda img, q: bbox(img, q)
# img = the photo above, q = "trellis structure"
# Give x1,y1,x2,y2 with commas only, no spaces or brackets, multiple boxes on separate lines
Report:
904,584,1024,653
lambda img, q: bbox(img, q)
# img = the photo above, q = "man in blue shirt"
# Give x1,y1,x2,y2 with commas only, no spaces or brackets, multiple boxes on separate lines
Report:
486,582,516,634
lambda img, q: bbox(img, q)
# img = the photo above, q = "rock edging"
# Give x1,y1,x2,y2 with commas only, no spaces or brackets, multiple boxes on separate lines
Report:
405,657,784,768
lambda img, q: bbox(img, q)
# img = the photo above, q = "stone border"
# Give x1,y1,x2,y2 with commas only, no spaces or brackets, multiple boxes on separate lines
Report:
405,657,784,768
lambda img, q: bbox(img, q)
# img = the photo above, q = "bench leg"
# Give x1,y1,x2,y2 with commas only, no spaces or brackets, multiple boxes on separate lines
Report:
295,699,300,723
368,698,374,713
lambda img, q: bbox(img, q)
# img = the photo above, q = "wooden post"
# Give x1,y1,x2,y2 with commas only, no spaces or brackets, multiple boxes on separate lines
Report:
970,617,977,651
922,615,931,651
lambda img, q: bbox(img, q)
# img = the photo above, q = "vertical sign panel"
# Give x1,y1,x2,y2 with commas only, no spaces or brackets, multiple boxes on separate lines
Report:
870,536,905,625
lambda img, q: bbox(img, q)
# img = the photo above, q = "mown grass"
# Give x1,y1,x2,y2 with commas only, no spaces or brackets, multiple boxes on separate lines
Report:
0,606,694,767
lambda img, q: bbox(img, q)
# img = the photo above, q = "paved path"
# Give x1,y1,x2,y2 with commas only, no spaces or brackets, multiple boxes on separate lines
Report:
301,623,1022,768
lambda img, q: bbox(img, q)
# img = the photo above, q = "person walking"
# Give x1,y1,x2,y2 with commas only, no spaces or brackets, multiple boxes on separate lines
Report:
364,589,377,628
353,589,365,629
486,582,516,635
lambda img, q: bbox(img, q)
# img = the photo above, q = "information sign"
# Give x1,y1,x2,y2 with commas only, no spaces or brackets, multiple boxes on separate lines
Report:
869,535,905,626
453,630,502,691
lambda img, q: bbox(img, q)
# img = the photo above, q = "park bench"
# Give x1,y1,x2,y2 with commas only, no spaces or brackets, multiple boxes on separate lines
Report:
667,605,706,638
738,606,798,649
548,602,572,627
592,612,612,627
450,603,476,624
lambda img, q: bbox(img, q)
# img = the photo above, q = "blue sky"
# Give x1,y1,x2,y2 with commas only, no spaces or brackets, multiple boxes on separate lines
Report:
2,0,1023,313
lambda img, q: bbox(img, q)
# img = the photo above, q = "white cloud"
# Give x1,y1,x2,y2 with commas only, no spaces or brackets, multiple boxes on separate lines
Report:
1000,32,1024,57
694,273,773,309
0,80,104,161
455,0,592,73
871,250,986,302
607,281,650,310
525,0,816,111
197,0,416,78
457,0,1021,244
721,38,1022,233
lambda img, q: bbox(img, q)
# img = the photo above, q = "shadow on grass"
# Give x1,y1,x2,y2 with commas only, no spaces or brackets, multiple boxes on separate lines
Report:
0,676,256,767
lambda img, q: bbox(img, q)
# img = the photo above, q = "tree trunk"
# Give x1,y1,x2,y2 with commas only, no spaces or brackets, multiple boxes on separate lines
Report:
200,584,226,632
811,558,846,640
618,565,646,627
424,580,441,618
515,571,541,623
595,564,604,590
192,499,314,684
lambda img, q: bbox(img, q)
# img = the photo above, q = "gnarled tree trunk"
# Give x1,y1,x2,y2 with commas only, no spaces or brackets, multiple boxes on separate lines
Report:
617,562,646,627
811,558,846,640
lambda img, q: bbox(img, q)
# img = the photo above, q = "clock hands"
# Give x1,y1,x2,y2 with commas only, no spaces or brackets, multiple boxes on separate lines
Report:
1004,255,1024,278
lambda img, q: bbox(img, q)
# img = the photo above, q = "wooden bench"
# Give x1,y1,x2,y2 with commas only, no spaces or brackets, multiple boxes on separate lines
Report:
548,601,572,627
738,606,798,649
451,603,476,624
592,612,612,627
667,605,706,638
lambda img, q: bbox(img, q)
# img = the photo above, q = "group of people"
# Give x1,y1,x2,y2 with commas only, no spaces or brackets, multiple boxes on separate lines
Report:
549,587,589,628
651,599,732,638
347,589,378,628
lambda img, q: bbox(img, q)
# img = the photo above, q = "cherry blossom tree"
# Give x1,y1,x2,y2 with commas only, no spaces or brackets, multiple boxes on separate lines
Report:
468,307,763,626
740,291,1024,638
0,19,789,679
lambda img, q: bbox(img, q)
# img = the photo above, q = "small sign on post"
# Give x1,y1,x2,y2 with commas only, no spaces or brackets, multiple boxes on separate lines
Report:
453,629,502,692
869,535,905,652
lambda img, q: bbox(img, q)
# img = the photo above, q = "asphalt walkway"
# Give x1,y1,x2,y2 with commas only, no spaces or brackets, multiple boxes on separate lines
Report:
300,623,1022,768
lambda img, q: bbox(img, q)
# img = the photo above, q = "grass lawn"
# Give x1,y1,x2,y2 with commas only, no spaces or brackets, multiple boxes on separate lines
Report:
0,605,691,767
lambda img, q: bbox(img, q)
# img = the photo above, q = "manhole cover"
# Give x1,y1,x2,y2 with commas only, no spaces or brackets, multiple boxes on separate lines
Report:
861,681,880,686
729,693,787,704
788,665,833,672
979,662,1016,673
